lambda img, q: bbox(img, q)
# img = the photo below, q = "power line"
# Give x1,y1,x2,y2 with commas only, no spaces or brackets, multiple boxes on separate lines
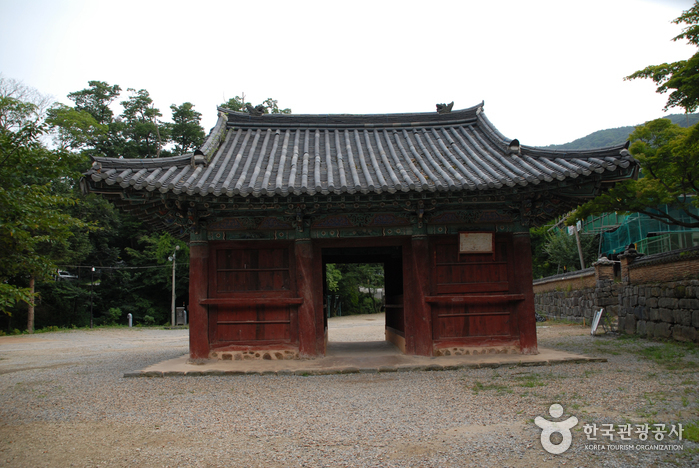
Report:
58,264,190,271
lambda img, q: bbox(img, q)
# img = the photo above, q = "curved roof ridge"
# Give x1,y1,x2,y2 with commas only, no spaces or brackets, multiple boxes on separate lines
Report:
219,101,485,127
521,142,631,160
91,153,192,168
475,109,631,157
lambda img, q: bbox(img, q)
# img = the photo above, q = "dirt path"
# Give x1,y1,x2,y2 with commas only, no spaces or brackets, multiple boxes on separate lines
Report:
0,318,697,467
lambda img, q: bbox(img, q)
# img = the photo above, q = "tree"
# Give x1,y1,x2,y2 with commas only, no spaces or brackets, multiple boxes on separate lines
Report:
0,80,88,330
542,229,599,273
66,80,121,125
530,223,558,278
220,95,291,114
122,232,189,324
329,263,384,315
48,83,172,159
570,4,699,228
0,74,52,128
168,102,205,155
47,81,121,158
571,118,699,228
625,1,699,113
120,88,169,158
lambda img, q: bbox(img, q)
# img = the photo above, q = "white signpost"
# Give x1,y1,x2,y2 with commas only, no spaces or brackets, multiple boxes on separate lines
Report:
591,308,604,336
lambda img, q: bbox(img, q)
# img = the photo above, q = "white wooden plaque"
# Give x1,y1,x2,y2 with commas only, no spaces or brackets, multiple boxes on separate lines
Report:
459,232,493,254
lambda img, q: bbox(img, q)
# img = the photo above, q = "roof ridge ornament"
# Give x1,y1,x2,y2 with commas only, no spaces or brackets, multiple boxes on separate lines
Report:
436,102,454,114
246,103,266,117
192,149,207,167
507,139,521,156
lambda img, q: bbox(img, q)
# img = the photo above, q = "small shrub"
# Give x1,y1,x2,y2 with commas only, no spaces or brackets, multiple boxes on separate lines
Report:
0,330,5,336
106,307,122,325
143,315,155,325
11,329,21,335
684,421,699,443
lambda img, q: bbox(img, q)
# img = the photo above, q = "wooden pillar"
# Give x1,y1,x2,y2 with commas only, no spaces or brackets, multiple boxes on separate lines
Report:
313,242,325,355
512,232,538,354
296,239,319,357
408,235,433,356
189,231,209,359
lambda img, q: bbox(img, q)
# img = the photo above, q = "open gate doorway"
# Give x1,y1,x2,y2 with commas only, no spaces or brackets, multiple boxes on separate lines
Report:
321,245,405,354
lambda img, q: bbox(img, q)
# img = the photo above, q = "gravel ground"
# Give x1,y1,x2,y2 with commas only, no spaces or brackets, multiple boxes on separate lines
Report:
0,315,698,467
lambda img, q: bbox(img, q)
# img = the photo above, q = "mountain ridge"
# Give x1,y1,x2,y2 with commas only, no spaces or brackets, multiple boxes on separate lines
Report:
542,114,699,150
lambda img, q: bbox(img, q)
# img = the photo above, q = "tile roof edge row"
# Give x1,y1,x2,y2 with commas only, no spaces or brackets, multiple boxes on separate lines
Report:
90,153,193,166
217,101,485,123
222,118,481,129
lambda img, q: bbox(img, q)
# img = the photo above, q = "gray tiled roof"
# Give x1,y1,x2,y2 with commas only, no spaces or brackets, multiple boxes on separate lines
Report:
87,103,634,198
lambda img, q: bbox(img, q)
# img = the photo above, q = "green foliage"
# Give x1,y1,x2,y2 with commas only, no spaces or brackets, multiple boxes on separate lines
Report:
0,81,89,316
168,102,205,155
219,95,291,114
105,307,122,325
120,88,168,158
625,2,699,113
571,118,699,228
543,114,699,151
542,229,598,272
67,80,121,125
570,3,699,232
48,81,205,159
530,223,557,278
326,264,341,292
684,420,699,443
637,341,698,370
329,263,383,315
47,81,124,158
2,79,292,331
46,104,108,154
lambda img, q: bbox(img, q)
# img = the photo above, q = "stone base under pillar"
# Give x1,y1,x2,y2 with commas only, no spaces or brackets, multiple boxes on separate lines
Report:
434,345,520,356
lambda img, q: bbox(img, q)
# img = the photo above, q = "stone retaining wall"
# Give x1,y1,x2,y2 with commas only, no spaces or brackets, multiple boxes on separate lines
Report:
533,261,618,323
618,280,699,342
533,247,699,343
532,268,596,294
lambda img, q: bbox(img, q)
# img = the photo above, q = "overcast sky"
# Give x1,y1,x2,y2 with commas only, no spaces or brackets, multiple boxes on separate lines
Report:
1,0,697,146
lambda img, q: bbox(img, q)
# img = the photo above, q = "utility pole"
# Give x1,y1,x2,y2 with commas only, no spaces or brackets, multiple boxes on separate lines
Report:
169,245,180,327
90,267,95,328
574,222,585,270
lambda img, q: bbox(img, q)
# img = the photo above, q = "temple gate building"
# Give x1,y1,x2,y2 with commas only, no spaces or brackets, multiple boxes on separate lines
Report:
83,103,636,359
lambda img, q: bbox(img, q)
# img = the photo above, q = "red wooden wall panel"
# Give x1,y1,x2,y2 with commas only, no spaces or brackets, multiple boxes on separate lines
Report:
207,241,298,349
431,234,520,345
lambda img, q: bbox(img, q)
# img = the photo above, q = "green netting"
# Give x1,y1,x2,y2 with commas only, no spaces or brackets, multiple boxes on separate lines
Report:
581,212,630,234
597,205,699,256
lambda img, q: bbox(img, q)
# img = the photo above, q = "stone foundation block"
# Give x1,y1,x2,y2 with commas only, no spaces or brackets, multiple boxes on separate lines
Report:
645,321,655,338
624,315,637,334
674,309,693,327
653,322,672,339
659,298,678,308
434,345,520,356
636,320,646,336
209,349,299,360
660,308,674,323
